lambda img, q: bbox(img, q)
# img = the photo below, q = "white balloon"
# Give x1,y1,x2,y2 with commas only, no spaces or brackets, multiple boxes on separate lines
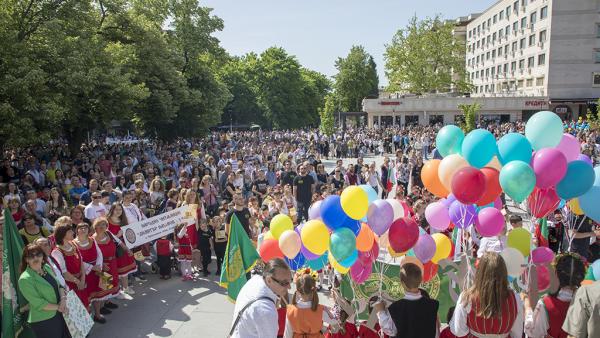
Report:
278,230,301,259
500,247,525,277
386,199,405,220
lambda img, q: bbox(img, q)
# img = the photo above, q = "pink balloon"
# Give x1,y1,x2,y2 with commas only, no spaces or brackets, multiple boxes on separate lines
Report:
531,247,555,264
531,148,567,189
425,202,451,231
537,265,550,291
350,260,373,283
556,133,580,162
493,196,503,210
358,242,378,265
475,207,504,237
413,233,436,263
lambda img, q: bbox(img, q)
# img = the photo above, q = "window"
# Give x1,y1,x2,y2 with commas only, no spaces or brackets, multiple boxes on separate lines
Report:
530,12,537,24
480,70,484,77
538,53,546,65
498,47,503,56
493,14,498,24
521,0,527,6
506,25,511,36
595,49,600,63
506,6,511,18
486,68,490,77
593,73,600,87
519,59,525,69
514,1,519,13
478,25,481,34
492,50,496,58
597,24,600,37
477,40,480,48
477,55,480,63
512,41,518,52
505,45,509,54
493,32,497,41
483,21,487,30
488,18,492,28
513,22,519,32
526,78,533,87
521,17,527,29
499,29,504,38
539,30,547,43
504,63,509,73
528,56,535,67
500,11,504,20
491,67,495,76
517,80,524,88
529,34,536,46
540,6,548,19
511,61,517,71
468,31,472,39
537,76,545,86
520,38,526,49
486,36,491,44
487,51,491,60
497,65,502,74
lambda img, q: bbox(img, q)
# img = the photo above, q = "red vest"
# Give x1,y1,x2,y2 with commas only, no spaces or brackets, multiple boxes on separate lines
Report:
542,295,570,338
466,292,518,336
156,239,172,256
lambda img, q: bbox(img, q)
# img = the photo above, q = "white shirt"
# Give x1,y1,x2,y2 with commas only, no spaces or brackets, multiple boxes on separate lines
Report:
476,236,507,258
122,202,146,224
230,275,279,338
84,202,108,222
283,300,336,338
524,288,573,338
449,291,524,338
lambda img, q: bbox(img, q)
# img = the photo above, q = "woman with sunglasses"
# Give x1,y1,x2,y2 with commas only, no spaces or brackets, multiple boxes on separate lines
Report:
19,243,70,338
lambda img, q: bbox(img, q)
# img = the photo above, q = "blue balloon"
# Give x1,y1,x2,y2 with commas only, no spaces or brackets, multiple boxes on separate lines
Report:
556,161,595,200
285,252,306,271
329,228,357,261
462,129,498,168
496,133,533,165
592,259,600,281
436,125,465,157
339,250,358,268
525,111,564,150
320,195,351,230
307,253,328,270
343,219,361,236
499,161,536,203
359,185,378,206
558,199,566,209
579,166,600,222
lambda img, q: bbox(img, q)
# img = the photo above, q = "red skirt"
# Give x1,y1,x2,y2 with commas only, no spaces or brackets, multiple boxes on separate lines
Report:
91,237,120,301
178,244,193,261
116,251,137,277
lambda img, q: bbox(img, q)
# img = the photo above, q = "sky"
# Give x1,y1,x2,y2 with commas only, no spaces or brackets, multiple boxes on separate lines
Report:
201,0,497,86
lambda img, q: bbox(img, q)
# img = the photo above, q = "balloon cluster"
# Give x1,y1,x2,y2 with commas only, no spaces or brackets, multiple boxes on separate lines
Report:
258,184,453,283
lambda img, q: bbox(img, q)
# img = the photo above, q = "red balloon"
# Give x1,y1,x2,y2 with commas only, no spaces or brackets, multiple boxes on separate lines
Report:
259,239,284,262
451,167,486,204
527,186,560,218
422,261,438,282
388,218,419,253
476,167,502,206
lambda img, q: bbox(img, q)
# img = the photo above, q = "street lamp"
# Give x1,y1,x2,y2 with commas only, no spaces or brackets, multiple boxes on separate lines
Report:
228,109,233,132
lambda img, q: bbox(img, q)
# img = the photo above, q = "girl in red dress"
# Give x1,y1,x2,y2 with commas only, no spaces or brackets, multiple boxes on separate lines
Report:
73,222,106,323
175,222,194,280
179,189,202,273
92,218,121,308
107,202,137,295
51,223,88,311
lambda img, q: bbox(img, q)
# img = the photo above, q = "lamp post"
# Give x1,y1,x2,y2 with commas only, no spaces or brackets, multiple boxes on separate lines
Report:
228,109,233,132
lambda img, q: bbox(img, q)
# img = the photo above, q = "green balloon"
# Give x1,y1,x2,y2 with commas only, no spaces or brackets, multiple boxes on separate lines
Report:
507,228,532,257
525,111,564,150
436,125,464,157
499,161,536,203
329,228,356,262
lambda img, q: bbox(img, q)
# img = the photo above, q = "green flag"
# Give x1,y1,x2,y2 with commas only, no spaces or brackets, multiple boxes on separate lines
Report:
219,214,260,302
2,208,27,338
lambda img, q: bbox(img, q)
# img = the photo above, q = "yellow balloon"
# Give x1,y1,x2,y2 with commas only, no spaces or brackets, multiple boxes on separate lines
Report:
271,214,293,239
431,233,451,263
507,228,531,257
264,231,274,241
485,156,503,171
438,154,469,191
569,198,584,215
301,220,330,255
341,186,369,220
329,253,350,274
388,246,406,258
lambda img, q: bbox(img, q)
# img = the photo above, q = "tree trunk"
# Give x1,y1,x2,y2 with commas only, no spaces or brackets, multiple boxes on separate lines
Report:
65,125,85,156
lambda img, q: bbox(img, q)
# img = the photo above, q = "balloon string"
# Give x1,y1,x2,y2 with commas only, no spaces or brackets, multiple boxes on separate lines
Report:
348,280,361,324
567,215,587,252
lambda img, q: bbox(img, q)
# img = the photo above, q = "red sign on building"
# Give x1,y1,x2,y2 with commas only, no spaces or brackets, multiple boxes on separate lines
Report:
525,100,548,107
380,101,402,106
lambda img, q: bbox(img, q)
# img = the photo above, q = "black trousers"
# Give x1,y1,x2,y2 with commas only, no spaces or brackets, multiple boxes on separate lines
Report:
30,313,70,338
296,201,310,224
200,246,212,271
157,255,171,276
214,241,226,272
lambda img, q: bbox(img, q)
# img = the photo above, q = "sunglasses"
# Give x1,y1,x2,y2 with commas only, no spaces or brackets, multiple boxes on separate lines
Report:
27,252,43,259
270,276,291,287
93,196,101,199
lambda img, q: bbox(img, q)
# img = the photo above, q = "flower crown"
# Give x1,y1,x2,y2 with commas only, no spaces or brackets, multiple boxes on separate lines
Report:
551,251,583,268
294,268,318,282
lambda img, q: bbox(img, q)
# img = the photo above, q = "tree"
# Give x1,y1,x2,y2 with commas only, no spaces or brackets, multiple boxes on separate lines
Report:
385,15,470,94
333,45,379,112
458,102,480,133
319,94,336,136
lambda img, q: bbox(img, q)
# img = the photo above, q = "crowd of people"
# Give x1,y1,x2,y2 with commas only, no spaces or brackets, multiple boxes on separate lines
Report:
0,120,599,337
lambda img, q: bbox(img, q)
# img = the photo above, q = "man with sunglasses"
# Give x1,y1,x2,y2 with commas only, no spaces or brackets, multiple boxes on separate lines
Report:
230,258,291,338
83,191,107,223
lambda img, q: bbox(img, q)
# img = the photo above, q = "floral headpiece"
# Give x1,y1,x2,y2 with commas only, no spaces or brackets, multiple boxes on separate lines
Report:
294,268,318,282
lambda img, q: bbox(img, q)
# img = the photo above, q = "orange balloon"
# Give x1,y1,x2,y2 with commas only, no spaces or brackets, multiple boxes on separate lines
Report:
356,223,375,252
421,159,450,198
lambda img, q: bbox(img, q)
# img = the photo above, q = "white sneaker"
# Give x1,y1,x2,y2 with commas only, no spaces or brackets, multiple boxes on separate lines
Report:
116,291,128,299
124,287,135,295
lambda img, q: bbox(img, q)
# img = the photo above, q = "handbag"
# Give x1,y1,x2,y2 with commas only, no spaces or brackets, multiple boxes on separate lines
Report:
63,290,94,338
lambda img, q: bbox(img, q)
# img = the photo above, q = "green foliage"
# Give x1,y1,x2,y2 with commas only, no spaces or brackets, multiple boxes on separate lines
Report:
319,94,336,136
458,103,480,133
385,15,470,94
333,46,379,112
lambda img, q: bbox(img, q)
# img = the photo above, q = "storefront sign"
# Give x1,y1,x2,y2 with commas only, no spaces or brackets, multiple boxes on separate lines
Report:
379,101,402,106
525,100,548,107
121,205,196,249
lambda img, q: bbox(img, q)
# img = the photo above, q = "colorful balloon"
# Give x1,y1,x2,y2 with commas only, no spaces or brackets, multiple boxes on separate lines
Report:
462,129,498,169
499,161,536,203
259,239,284,262
270,214,293,239
477,167,502,206
451,167,486,204
531,247,555,264
577,154,593,166
399,255,424,275
425,201,451,231
301,220,330,255
329,228,357,261
436,125,465,157
341,186,369,220
527,187,560,219
501,247,525,277
320,195,351,230
413,233,436,263
449,201,477,229
507,228,532,257
525,111,564,150
356,223,375,252
300,244,320,260
386,199,406,220
339,250,358,267
438,154,469,191
285,252,306,270
350,260,373,283
388,218,419,253
496,133,533,165
531,148,567,189
556,160,596,200
307,253,328,270
475,207,504,237
308,200,322,220
556,133,581,162
328,254,350,274
579,166,600,222
592,260,600,283
359,185,378,205
422,261,438,282
367,200,394,235
568,198,584,215
485,156,503,171
421,159,450,198
279,230,301,259
431,233,451,264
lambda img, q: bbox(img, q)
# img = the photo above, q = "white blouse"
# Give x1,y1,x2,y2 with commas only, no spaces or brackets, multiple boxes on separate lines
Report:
283,300,337,338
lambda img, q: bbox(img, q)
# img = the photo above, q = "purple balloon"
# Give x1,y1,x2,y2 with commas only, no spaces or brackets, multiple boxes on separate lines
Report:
413,233,436,263
577,154,593,166
425,201,451,231
532,148,567,189
350,260,373,283
556,133,580,162
449,201,477,229
493,196,503,210
531,247,555,264
367,200,394,236
308,200,322,220
442,194,457,207
300,244,320,260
